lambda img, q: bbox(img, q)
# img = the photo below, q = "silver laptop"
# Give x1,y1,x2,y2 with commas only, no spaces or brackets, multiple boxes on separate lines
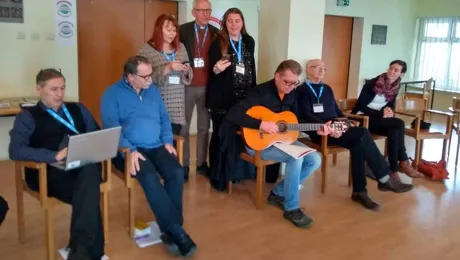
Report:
50,126,122,171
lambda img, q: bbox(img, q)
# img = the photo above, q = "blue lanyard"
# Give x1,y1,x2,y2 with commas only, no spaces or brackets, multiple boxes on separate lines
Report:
306,82,323,103
47,104,79,134
229,34,242,63
162,51,175,62
194,23,208,57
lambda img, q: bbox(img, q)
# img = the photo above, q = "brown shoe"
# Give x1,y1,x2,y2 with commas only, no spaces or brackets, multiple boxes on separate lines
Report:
399,160,424,178
391,172,401,182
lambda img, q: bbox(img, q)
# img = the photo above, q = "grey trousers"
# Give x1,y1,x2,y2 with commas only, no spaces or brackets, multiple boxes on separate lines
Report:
180,86,210,167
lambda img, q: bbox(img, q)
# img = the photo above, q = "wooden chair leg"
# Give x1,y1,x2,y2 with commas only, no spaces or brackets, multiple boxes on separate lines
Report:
45,208,55,260
101,191,109,245
348,156,352,187
227,181,232,194
442,139,448,161
455,137,460,166
448,130,453,158
128,187,135,238
321,155,328,194
332,153,338,166
414,140,422,169
15,165,25,243
255,166,266,210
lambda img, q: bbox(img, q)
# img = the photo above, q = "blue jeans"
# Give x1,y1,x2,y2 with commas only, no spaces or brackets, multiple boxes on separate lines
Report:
246,141,322,211
113,146,184,233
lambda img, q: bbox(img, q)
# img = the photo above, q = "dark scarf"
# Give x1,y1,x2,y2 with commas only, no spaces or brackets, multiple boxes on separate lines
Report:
373,73,401,102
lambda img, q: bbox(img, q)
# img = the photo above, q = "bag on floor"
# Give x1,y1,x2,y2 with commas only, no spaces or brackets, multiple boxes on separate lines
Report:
416,158,449,180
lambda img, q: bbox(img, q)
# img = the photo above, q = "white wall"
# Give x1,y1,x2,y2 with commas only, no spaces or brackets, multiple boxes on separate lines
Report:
325,0,418,96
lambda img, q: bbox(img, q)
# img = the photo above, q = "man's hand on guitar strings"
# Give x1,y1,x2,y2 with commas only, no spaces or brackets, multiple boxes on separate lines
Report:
317,121,333,136
260,121,279,134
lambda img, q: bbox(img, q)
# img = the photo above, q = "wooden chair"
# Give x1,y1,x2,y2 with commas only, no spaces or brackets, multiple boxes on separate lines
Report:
403,78,433,104
112,135,184,238
448,97,460,166
15,160,112,260
395,97,453,168
336,98,388,160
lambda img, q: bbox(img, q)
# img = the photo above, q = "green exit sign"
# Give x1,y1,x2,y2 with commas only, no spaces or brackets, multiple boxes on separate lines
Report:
337,0,350,6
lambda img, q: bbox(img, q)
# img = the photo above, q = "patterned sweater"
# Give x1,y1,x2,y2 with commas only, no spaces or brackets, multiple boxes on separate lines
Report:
138,42,193,125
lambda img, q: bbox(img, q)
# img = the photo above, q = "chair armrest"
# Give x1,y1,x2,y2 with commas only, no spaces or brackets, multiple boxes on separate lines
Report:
425,110,454,135
395,111,417,117
342,113,369,128
426,109,453,117
15,161,48,206
115,148,133,186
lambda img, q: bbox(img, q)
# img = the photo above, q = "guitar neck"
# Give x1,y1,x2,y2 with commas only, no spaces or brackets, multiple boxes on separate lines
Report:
287,123,323,131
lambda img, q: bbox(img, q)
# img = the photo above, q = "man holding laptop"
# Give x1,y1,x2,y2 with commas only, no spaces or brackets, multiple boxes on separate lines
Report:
100,56,197,258
9,69,106,260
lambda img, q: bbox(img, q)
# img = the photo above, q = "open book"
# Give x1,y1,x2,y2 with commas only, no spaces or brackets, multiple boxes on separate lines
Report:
273,143,316,159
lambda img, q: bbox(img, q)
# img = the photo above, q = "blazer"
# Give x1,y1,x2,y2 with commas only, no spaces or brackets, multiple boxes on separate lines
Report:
179,21,219,68
206,34,257,111
351,76,399,117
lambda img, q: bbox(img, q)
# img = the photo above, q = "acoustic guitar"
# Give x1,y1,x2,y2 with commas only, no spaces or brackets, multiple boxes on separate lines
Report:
242,106,350,150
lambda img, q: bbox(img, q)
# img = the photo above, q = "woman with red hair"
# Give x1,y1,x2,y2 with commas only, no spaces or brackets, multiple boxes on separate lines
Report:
139,14,193,136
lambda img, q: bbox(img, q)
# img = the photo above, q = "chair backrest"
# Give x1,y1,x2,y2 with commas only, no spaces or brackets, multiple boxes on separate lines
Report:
396,97,428,119
452,97,460,111
336,98,357,112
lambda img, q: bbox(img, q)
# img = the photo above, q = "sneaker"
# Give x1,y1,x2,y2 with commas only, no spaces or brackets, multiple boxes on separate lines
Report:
160,232,180,256
267,191,284,210
283,208,313,228
378,177,413,193
351,192,380,211
196,163,210,177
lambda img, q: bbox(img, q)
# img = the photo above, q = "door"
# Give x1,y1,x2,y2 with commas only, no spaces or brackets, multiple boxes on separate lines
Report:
144,0,178,41
321,15,353,100
77,0,178,123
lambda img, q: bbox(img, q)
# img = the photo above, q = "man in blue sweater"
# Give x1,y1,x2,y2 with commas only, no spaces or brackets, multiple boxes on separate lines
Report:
296,59,413,211
100,56,196,258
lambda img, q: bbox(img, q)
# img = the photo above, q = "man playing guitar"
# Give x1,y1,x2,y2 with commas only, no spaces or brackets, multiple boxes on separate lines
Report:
224,60,321,229
296,59,414,211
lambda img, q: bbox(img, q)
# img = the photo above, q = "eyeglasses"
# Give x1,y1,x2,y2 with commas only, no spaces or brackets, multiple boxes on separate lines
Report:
194,8,212,14
135,73,153,80
281,77,300,87
309,65,327,72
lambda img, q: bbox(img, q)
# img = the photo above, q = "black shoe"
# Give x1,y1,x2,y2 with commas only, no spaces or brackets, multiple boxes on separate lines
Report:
351,192,380,211
160,232,180,256
184,166,189,183
172,233,197,258
67,246,91,260
378,177,414,193
267,191,284,210
283,208,313,228
196,163,210,176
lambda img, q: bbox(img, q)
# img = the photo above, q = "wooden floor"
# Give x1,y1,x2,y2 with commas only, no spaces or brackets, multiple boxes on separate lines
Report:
1,120,460,260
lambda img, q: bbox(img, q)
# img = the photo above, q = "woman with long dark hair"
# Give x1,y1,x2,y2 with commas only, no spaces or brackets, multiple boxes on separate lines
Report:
352,60,423,179
206,7,256,169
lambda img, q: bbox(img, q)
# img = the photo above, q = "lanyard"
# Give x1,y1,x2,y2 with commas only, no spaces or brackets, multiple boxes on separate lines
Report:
306,82,323,103
194,23,208,57
162,51,175,62
229,34,242,63
47,104,79,134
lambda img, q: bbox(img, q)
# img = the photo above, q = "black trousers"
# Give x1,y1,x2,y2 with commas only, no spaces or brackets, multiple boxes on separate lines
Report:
310,127,391,192
26,164,104,259
368,116,408,172
113,146,184,233
209,112,225,171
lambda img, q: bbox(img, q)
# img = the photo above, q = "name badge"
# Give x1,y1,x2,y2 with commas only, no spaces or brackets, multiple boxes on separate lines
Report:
194,58,205,68
313,103,324,113
168,75,180,85
236,63,245,75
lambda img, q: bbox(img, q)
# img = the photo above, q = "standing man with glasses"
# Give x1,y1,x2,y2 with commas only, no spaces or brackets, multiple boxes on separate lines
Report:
179,0,218,180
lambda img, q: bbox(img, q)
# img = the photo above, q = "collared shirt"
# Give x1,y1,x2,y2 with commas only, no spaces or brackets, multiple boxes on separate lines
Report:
8,102,99,163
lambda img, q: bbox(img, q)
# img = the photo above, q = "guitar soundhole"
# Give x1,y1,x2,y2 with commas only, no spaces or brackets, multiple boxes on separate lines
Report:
277,121,288,133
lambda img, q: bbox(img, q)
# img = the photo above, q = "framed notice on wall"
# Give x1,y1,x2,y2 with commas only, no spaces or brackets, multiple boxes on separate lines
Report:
371,25,387,45
0,0,24,23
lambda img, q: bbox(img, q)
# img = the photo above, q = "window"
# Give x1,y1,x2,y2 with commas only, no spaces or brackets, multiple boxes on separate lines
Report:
415,17,460,92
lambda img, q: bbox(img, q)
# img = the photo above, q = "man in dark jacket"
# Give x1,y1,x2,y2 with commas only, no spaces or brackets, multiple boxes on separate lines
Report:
9,69,105,260
222,60,322,229
179,0,219,180
296,59,414,212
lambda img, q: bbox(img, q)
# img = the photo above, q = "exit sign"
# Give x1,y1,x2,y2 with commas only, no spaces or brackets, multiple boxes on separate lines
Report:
337,0,350,6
